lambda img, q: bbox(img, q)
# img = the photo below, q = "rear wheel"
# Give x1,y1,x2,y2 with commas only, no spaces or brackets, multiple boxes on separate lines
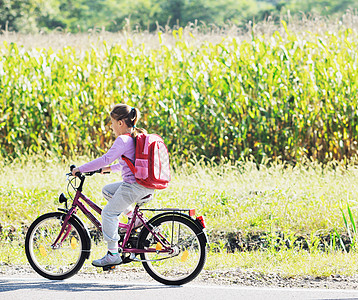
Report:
25,212,88,280
138,214,207,285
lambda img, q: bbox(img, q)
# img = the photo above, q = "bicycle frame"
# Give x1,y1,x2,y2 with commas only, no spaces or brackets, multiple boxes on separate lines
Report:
53,183,174,256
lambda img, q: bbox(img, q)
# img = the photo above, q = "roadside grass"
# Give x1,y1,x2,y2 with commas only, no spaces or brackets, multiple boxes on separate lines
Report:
2,156,358,277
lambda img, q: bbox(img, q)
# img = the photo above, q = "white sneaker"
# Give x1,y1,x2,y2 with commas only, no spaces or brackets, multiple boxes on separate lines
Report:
92,251,122,267
120,217,143,233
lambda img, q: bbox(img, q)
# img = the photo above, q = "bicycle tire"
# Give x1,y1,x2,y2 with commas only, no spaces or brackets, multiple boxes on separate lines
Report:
25,212,88,280
138,214,207,285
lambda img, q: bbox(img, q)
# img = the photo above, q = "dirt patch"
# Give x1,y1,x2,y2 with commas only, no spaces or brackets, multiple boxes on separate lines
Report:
210,230,353,252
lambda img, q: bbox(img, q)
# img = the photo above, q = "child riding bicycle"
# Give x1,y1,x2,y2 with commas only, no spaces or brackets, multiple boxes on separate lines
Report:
72,104,155,267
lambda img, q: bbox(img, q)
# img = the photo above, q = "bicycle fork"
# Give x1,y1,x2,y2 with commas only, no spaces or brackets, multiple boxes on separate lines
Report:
51,206,77,249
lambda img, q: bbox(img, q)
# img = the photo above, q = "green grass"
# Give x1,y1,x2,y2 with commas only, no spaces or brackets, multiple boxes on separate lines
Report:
2,156,358,277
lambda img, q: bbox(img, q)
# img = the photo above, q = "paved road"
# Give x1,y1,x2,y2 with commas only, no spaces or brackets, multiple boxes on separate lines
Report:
1,276,358,300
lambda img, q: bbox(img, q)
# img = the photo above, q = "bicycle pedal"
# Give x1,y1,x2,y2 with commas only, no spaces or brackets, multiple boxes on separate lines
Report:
122,256,133,264
102,265,116,271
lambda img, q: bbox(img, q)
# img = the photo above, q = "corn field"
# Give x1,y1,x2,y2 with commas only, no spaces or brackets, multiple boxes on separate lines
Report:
1,22,358,162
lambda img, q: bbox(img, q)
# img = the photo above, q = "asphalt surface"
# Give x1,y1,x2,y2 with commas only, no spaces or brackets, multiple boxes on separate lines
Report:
1,276,358,300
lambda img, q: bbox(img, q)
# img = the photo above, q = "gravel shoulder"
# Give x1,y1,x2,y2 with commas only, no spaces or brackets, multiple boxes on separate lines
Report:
2,264,358,290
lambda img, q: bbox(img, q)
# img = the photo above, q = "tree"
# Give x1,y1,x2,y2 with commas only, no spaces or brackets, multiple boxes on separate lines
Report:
209,0,266,25
0,0,37,32
158,0,215,27
283,0,358,16
1,0,358,33
105,0,162,32
34,0,65,32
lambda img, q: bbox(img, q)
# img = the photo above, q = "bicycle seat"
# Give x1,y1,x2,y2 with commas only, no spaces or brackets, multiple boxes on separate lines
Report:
137,194,153,206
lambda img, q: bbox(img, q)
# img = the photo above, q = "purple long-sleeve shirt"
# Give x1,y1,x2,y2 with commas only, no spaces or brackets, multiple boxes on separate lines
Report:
78,134,136,183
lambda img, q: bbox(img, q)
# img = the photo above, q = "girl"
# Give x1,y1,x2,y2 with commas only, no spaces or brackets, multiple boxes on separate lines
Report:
72,104,154,267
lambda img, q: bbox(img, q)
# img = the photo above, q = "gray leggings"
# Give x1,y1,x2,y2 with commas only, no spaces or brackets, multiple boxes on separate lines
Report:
101,181,154,249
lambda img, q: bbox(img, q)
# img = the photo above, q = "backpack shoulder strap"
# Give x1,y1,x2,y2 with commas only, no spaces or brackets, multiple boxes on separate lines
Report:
122,155,136,174
121,133,137,174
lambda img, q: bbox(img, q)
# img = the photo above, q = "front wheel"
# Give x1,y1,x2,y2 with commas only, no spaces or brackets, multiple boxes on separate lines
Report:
25,212,88,280
138,214,207,285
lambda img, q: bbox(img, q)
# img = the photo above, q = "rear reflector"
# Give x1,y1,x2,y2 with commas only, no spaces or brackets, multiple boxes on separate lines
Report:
189,209,196,217
196,216,206,228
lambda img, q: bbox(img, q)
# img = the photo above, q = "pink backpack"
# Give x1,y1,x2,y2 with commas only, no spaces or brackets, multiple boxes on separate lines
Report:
122,133,171,190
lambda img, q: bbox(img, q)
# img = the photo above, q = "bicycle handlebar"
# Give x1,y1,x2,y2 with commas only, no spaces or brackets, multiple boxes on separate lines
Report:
67,165,110,192
68,165,110,177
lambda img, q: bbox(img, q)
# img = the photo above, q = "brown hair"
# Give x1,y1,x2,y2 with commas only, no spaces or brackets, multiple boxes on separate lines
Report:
110,104,146,138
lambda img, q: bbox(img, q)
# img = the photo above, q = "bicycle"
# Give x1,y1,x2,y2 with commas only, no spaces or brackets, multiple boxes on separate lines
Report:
25,165,208,285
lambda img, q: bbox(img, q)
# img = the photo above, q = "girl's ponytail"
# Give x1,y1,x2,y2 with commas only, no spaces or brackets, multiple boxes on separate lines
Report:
129,107,137,125
130,107,146,139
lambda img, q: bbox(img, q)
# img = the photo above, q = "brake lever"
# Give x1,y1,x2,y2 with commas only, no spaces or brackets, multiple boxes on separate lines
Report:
69,168,110,177
65,172,73,181
86,168,111,175
98,168,111,174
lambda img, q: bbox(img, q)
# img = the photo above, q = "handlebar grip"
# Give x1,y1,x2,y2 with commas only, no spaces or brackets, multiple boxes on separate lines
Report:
75,171,82,177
